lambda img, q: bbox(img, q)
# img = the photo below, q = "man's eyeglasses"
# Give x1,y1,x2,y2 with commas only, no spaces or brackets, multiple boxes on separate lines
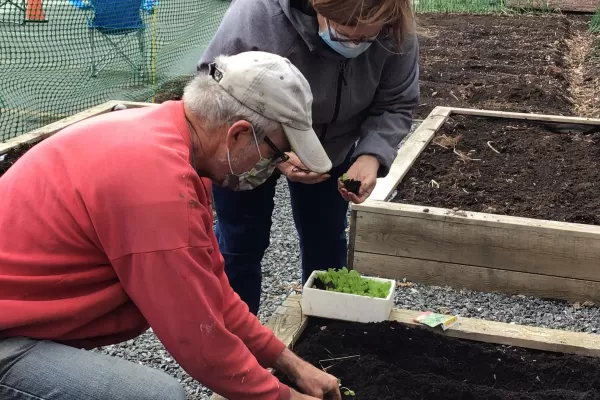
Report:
263,136,289,164
263,136,313,174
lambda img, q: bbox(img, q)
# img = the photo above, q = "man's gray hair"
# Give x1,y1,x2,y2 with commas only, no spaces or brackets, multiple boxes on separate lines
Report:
182,72,280,140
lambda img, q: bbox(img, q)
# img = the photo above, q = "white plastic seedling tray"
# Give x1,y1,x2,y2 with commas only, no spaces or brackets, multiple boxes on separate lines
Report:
301,270,395,323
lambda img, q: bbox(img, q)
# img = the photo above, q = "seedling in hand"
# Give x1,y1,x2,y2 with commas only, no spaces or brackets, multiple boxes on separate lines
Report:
341,173,361,195
337,378,355,397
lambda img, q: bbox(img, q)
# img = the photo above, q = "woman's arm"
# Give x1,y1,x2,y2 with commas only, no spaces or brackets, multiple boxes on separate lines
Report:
352,36,420,178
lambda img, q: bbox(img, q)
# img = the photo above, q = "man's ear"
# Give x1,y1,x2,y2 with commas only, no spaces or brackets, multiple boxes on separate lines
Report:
225,120,254,152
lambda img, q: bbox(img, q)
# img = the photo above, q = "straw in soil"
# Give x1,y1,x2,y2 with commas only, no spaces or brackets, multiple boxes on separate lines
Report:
565,19,600,117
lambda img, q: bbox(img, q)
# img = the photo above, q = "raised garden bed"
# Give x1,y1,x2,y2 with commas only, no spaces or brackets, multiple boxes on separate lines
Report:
416,13,597,119
349,107,600,304
211,294,600,400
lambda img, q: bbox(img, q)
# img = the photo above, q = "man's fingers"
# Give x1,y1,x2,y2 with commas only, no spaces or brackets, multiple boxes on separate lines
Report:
325,386,342,400
287,172,329,184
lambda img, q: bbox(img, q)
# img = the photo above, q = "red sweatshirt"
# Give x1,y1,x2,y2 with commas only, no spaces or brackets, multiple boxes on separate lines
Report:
0,100,290,400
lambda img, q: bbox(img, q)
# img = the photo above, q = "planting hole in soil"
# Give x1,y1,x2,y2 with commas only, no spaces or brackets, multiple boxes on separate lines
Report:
311,268,391,298
276,318,600,399
393,115,600,225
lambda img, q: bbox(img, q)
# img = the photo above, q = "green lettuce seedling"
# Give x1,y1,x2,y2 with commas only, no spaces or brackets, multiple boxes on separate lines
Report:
337,378,355,397
314,267,391,299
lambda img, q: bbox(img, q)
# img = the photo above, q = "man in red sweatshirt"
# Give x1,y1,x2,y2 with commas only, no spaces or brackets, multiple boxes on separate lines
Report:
0,51,340,400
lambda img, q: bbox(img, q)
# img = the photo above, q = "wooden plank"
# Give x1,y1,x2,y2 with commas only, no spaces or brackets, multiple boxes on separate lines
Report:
389,308,600,358
368,107,451,202
353,251,600,304
353,206,600,282
0,100,157,155
449,107,600,125
353,201,600,238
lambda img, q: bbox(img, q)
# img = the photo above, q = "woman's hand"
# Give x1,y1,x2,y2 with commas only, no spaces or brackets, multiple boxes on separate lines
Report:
338,155,379,204
277,151,330,184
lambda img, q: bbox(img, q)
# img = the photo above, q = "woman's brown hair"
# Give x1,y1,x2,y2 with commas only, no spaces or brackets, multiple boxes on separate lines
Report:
310,0,416,47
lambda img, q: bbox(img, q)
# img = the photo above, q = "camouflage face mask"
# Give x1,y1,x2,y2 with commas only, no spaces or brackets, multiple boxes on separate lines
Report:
221,125,279,191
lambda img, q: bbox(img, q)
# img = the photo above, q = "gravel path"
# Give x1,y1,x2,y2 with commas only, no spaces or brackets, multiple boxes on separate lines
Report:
93,123,600,398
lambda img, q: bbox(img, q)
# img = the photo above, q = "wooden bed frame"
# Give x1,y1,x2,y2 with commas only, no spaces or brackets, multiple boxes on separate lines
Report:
349,106,600,304
210,293,600,399
0,100,156,155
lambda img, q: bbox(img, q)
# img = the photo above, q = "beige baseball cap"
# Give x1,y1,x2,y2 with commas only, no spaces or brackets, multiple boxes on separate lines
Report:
206,51,332,174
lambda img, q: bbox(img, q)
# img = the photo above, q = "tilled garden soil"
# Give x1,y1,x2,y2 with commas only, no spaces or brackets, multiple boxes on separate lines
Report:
394,115,600,225
277,319,600,400
415,14,589,119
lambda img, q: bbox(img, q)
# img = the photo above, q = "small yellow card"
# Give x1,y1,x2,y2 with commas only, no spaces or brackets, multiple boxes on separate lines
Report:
413,311,458,331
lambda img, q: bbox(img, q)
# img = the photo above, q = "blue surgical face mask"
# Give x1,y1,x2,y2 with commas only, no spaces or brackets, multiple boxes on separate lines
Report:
318,21,373,59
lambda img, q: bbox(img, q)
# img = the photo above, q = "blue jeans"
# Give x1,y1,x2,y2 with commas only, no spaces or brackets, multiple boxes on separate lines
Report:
213,151,352,315
0,337,187,400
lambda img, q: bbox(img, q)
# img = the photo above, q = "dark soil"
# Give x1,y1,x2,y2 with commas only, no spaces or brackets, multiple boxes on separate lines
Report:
342,178,361,195
393,115,600,225
312,277,334,291
149,15,592,119
415,14,589,119
277,319,600,399
0,142,35,178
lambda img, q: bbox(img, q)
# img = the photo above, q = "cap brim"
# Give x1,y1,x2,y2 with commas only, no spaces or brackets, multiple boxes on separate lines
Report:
283,125,332,174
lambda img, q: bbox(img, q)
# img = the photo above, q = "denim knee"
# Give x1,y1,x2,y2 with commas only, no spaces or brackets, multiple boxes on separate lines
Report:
138,371,187,400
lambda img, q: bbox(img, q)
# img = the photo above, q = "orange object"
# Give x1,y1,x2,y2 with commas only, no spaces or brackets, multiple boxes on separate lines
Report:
25,0,47,22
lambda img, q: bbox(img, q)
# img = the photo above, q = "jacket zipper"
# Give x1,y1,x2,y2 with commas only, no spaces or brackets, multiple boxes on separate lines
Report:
320,60,348,141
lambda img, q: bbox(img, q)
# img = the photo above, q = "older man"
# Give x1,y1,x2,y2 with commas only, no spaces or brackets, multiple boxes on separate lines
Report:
0,51,339,400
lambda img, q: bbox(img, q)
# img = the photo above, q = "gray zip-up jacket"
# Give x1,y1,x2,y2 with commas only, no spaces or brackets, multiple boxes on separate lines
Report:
197,0,419,177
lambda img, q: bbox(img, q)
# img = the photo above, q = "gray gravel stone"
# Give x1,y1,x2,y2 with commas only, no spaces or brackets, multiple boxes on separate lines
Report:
93,121,600,398
394,281,600,334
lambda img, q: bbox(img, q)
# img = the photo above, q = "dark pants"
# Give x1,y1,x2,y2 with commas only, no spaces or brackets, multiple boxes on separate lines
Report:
213,151,352,315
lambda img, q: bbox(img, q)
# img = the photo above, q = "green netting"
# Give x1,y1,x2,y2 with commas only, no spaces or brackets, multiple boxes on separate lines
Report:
0,0,230,141
0,0,567,142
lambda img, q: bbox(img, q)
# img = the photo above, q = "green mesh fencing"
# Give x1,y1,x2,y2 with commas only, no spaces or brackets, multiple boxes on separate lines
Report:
0,0,574,142
0,0,230,141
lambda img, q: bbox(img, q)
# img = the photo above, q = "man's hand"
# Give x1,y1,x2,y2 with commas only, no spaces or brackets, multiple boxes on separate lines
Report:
277,152,330,184
275,348,341,400
290,388,320,400
338,155,380,204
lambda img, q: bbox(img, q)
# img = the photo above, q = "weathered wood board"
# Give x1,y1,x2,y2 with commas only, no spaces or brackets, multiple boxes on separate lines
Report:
0,100,156,155
210,293,600,399
349,107,600,303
